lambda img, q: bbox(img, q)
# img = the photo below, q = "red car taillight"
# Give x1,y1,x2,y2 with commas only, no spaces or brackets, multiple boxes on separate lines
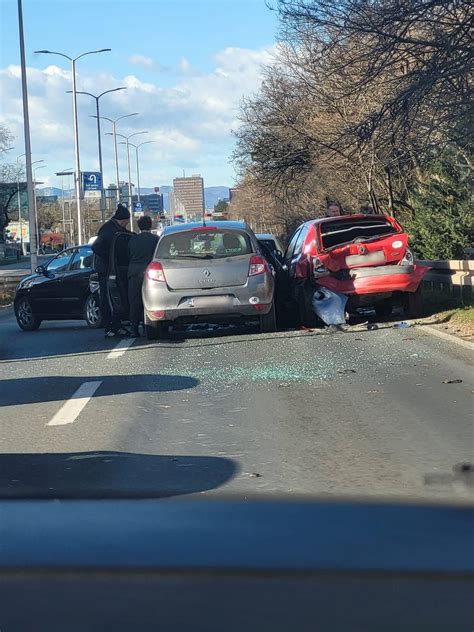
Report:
248,255,267,276
146,261,166,282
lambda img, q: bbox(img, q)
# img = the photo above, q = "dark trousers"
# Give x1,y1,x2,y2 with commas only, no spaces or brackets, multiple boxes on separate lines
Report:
128,267,145,325
98,271,120,331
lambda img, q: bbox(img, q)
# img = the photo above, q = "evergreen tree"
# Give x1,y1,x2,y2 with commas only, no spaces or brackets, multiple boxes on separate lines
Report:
408,151,473,260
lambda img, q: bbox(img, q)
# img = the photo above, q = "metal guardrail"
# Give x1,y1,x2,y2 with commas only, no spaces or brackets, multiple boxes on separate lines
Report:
418,260,474,288
0,272,25,297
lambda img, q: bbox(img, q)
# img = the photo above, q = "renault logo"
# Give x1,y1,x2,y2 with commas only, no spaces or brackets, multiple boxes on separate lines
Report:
203,269,211,277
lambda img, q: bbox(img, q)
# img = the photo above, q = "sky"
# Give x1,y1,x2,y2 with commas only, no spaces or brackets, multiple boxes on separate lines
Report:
0,0,279,189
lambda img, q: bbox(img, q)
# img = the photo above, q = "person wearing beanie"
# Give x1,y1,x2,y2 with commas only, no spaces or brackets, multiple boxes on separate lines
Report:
91,203,131,337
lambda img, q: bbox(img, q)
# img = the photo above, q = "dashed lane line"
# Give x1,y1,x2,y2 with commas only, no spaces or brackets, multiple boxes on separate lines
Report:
47,381,103,426
107,338,136,359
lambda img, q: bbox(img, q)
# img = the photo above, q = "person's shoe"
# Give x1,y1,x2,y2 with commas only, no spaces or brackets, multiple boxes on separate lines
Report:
116,326,131,337
130,325,140,338
104,329,118,338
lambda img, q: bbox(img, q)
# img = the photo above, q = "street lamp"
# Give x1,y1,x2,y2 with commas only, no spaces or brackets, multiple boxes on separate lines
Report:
17,0,38,271
119,140,154,204
68,87,127,222
111,131,147,230
91,113,139,204
34,47,111,245
56,169,73,244
33,163,46,253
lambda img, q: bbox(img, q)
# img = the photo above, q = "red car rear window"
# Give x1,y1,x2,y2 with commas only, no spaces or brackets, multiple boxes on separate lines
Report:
320,217,398,250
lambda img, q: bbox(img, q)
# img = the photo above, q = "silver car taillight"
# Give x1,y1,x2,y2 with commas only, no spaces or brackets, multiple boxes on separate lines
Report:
248,255,267,276
146,261,166,282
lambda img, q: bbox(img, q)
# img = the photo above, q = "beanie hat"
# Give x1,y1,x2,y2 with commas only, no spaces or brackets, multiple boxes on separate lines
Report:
114,203,130,220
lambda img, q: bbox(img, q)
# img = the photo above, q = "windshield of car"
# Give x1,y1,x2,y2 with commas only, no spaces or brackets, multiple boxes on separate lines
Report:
1,0,472,526
157,230,253,259
46,250,74,273
321,218,398,250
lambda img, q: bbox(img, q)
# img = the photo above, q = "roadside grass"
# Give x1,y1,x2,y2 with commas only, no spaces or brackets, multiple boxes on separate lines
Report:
0,289,14,308
421,287,474,336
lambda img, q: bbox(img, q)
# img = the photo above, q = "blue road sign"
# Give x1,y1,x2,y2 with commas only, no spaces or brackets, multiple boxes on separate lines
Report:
82,172,102,192
133,202,142,212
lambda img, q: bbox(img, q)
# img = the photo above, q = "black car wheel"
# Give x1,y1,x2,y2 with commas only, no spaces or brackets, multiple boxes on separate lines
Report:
15,297,41,331
260,301,277,333
84,293,102,328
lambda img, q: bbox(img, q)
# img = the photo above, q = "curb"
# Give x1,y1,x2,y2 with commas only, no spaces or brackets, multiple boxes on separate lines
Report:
417,324,474,351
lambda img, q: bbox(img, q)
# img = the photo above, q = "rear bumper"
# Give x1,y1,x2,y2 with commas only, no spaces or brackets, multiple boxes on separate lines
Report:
143,278,274,322
318,265,429,296
145,303,273,322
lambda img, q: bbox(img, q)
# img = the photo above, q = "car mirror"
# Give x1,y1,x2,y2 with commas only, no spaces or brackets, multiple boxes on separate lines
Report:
35,265,46,275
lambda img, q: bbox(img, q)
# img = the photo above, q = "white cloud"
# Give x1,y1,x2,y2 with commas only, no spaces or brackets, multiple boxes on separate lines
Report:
0,45,275,187
128,54,167,73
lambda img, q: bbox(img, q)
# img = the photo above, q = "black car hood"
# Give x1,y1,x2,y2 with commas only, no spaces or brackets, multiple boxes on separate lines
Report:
17,272,49,289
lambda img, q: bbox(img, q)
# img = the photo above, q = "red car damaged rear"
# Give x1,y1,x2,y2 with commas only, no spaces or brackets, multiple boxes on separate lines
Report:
284,214,429,321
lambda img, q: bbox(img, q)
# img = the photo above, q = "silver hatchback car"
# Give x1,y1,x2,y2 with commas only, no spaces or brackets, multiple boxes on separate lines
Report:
142,221,276,339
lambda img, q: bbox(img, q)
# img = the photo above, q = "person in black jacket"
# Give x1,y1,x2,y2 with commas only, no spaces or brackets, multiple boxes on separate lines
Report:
127,215,159,337
92,203,131,337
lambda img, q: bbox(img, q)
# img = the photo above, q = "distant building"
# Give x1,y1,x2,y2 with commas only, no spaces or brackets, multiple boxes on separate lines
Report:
106,185,119,212
229,188,240,202
132,193,164,216
170,175,204,218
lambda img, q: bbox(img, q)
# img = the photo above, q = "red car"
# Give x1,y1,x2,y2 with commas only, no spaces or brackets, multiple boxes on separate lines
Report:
281,214,429,325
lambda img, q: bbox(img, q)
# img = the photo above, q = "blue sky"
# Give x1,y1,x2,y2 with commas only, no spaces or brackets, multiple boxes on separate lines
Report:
0,0,279,188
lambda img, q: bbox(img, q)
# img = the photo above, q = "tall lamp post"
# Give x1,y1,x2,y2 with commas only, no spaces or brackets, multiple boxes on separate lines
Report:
17,0,38,271
56,169,74,245
91,113,138,205
34,47,111,246
33,163,46,253
109,131,147,231
119,140,155,204
68,87,127,223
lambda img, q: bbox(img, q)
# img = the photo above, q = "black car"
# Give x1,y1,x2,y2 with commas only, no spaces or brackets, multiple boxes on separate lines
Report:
14,245,102,331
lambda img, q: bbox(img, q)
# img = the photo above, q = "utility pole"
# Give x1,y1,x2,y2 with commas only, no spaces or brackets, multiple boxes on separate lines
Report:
17,0,37,272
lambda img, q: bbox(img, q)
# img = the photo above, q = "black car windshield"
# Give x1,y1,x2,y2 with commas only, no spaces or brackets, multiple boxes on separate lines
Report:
157,230,253,259
321,217,398,250
46,250,74,272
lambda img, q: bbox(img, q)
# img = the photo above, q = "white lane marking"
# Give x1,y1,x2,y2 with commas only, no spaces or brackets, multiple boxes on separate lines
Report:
107,338,135,359
418,325,474,351
47,381,102,427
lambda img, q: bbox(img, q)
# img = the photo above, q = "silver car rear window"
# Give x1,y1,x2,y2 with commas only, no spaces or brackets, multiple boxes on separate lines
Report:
157,229,253,259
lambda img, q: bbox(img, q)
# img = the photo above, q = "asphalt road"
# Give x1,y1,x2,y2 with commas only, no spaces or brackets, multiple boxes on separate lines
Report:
0,307,472,502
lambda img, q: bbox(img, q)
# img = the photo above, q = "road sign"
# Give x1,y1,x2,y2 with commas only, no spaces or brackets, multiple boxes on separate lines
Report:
134,202,142,212
82,172,102,192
